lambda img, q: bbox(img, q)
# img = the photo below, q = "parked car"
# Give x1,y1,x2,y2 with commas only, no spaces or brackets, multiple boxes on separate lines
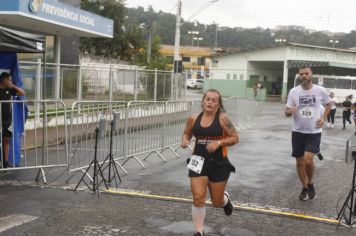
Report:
187,79,205,89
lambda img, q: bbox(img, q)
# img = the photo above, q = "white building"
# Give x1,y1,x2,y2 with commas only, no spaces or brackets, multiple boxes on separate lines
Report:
208,43,356,101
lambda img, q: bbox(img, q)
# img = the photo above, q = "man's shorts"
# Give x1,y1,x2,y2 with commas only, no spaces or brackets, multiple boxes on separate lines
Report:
188,157,235,182
2,127,12,138
292,131,321,158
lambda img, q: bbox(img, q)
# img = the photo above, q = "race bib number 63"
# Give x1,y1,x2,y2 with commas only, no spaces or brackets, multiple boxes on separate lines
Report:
187,155,205,174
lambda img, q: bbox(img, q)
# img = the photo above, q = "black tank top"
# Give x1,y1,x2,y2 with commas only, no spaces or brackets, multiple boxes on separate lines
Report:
192,111,227,160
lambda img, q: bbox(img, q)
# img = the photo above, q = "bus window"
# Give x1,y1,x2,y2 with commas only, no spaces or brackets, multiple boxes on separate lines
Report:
323,78,336,89
352,80,356,90
312,77,318,84
336,79,351,89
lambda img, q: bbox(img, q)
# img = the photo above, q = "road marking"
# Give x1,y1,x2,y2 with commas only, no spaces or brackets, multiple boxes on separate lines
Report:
0,214,38,233
104,188,340,225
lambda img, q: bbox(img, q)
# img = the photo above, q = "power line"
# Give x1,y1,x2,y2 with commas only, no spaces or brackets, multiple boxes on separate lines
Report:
186,0,219,21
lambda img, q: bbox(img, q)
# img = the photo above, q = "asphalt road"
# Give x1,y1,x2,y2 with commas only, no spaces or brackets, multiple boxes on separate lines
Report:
1,101,356,235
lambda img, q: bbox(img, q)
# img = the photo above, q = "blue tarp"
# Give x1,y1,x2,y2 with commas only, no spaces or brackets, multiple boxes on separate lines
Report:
0,52,26,167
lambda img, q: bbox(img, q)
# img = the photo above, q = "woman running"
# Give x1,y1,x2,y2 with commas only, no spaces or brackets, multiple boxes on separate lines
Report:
327,92,337,128
181,89,239,236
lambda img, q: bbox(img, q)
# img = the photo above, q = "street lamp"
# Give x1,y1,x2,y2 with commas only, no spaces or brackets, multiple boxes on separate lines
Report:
188,31,199,46
329,39,339,48
194,37,203,47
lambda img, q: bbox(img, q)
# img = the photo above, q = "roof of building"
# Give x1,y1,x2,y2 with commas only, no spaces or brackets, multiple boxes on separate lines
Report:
287,42,356,53
159,45,216,57
214,42,356,59
0,0,113,38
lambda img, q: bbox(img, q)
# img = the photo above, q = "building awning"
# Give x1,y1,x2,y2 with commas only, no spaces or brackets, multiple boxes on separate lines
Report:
0,26,46,53
328,62,356,70
0,0,113,38
287,60,329,68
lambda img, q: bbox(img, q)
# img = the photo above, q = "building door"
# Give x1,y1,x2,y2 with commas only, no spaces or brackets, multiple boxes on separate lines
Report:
249,75,260,87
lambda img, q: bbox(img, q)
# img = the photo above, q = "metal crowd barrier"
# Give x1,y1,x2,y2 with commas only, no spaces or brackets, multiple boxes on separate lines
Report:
0,100,68,183
0,97,259,183
68,100,195,175
162,101,193,156
123,101,167,167
68,101,127,177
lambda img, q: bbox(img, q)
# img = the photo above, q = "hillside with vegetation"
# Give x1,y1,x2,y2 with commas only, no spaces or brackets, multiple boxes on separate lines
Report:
80,0,356,64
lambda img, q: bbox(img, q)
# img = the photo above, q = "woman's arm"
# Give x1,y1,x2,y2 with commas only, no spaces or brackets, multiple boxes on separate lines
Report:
181,114,198,148
205,113,239,153
219,113,239,146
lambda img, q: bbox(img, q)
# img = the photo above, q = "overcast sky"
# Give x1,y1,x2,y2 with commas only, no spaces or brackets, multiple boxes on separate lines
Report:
125,0,356,33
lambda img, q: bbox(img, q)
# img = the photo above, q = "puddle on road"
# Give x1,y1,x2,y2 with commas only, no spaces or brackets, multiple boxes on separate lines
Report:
219,226,257,236
145,217,212,234
160,221,212,234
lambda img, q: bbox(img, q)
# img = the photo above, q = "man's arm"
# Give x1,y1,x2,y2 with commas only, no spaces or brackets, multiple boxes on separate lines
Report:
317,89,332,128
285,106,297,117
322,102,332,120
285,90,297,117
11,84,25,96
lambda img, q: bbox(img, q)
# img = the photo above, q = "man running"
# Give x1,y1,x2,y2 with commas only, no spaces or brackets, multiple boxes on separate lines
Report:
342,95,352,130
285,67,331,201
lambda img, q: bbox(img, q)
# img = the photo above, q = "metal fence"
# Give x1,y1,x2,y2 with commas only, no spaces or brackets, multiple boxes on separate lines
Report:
68,97,258,175
18,61,187,104
0,100,68,183
0,97,258,183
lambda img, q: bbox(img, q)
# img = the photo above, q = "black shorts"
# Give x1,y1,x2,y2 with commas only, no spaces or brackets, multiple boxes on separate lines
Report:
292,131,321,158
2,127,12,138
188,157,235,182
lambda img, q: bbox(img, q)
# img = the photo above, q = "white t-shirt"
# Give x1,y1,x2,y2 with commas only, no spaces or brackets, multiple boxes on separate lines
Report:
330,97,337,110
286,84,330,134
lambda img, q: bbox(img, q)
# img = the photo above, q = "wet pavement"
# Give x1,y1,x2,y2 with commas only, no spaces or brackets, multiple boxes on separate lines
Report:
1,101,356,235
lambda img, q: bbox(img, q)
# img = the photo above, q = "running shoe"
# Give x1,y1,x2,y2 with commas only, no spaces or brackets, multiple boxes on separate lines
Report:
307,183,316,200
194,232,204,236
299,188,309,201
223,191,233,216
316,152,323,161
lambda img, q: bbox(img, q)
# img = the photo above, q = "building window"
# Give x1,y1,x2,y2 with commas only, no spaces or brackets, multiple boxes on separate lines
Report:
233,74,237,80
323,78,336,89
239,74,244,80
226,74,231,80
336,79,351,89
182,57,191,62
198,57,206,66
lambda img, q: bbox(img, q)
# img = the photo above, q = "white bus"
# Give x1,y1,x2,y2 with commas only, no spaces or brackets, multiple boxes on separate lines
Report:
294,74,356,103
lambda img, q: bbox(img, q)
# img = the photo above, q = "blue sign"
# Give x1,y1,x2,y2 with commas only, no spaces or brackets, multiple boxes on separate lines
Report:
0,0,113,38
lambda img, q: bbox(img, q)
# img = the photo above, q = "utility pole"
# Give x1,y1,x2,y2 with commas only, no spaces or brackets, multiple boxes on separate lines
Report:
147,21,153,64
214,23,218,54
173,0,182,73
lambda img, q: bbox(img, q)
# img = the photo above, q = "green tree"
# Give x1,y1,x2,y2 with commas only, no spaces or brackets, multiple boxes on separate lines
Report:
80,0,145,60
